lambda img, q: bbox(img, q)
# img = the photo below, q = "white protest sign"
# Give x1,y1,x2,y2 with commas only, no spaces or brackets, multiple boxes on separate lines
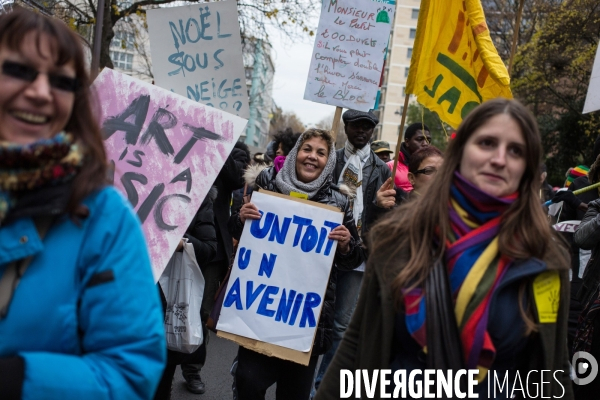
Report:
584,41,600,114
93,68,247,280
552,220,581,233
217,191,344,352
304,0,395,111
146,1,250,119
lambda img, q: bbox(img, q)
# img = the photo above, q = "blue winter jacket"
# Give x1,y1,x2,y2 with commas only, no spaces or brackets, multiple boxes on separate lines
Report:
0,187,166,399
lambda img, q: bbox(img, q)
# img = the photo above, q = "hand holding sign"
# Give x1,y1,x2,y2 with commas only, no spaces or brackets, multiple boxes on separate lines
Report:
239,202,262,224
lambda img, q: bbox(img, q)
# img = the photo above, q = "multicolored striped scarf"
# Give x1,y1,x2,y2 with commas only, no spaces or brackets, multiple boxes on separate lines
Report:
0,132,84,224
404,171,518,379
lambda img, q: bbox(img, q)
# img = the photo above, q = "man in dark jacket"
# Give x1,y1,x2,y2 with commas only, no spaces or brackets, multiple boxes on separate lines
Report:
313,109,391,393
554,138,600,357
181,141,250,394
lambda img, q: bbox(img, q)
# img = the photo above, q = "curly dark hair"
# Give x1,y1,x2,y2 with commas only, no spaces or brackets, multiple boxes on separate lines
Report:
272,128,301,156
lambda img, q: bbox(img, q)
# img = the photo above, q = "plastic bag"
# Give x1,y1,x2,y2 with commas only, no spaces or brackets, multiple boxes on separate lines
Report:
159,240,205,353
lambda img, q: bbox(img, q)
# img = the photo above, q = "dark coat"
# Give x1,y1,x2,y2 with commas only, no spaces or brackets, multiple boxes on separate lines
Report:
315,244,573,400
559,176,600,280
574,198,600,306
213,148,249,262
228,166,365,355
334,149,391,237
184,186,218,267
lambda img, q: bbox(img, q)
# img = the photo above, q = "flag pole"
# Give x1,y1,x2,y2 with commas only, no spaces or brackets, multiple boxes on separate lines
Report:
90,0,106,81
330,106,343,142
543,181,600,207
391,94,411,184
507,0,525,77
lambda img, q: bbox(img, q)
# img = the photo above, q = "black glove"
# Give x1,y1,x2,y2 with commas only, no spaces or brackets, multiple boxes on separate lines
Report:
551,190,582,209
0,356,25,399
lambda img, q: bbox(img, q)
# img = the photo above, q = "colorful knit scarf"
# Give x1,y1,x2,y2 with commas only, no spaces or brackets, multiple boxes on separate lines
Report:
404,171,518,379
0,132,84,224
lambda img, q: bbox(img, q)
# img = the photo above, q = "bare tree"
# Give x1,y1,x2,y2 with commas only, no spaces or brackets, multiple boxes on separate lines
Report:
53,0,318,71
269,106,306,137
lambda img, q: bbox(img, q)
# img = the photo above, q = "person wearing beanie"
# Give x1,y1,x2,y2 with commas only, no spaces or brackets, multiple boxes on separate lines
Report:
387,122,432,191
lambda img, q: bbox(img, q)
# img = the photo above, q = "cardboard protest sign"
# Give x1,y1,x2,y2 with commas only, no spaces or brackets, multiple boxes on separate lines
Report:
93,68,247,280
304,0,395,111
217,190,343,354
146,1,250,119
583,42,600,114
406,0,512,128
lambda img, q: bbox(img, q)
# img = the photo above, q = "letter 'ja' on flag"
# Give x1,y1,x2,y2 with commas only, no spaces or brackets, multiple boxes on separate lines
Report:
406,0,512,128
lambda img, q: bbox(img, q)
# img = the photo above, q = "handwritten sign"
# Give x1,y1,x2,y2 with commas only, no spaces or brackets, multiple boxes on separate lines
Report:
93,68,247,280
217,191,343,352
584,42,600,114
146,1,250,119
304,0,395,111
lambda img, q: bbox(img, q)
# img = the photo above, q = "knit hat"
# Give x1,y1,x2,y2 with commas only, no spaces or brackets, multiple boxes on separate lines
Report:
565,165,589,187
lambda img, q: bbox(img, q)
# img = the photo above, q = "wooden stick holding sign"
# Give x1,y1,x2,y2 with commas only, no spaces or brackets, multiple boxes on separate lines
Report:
330,106,343,142
391,94,411,185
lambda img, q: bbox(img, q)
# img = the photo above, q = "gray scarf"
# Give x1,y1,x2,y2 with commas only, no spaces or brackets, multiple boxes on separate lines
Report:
275,133,337,199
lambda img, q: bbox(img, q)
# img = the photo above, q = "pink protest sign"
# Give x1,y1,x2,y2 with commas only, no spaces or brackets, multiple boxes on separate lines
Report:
92,69,247,280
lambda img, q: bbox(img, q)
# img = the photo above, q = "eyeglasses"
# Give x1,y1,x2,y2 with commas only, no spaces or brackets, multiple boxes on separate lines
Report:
2,60,79,92
414,167,438,176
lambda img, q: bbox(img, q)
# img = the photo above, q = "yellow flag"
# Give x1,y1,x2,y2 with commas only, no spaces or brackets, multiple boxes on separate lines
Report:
406,0,512,128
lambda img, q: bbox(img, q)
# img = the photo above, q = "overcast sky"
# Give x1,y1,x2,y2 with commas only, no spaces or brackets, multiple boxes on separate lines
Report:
268,26,339,128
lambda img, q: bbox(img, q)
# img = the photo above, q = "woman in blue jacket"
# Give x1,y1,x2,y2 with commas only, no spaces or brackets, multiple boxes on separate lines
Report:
0,8,166,399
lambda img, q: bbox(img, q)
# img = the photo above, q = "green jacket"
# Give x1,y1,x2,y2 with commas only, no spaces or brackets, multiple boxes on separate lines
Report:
315,246,574,399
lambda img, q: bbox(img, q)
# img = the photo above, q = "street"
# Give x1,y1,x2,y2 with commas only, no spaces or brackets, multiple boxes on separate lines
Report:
171,333,276,400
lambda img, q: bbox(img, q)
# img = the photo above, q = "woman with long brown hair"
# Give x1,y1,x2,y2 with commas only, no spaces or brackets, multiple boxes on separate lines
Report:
316,99,572,399
0,8,165,399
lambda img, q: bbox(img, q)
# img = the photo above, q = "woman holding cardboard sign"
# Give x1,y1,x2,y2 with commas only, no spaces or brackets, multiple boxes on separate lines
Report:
316,99,573,399
0,9,165,400
229,128,364,399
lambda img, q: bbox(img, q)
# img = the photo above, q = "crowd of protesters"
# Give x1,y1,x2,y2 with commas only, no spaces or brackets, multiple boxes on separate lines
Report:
5,8,600,400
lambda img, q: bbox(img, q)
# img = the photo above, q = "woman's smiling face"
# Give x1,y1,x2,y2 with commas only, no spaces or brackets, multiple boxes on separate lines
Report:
295,136,329,183
0,32,76,144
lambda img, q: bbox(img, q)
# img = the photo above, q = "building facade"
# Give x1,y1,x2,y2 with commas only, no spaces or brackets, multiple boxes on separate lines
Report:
109,17,153,83
375,0,420,153
242,38,275,149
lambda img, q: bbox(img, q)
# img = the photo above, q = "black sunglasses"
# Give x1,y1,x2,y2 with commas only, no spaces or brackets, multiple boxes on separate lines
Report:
2,60,79,92
415,167,438,176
